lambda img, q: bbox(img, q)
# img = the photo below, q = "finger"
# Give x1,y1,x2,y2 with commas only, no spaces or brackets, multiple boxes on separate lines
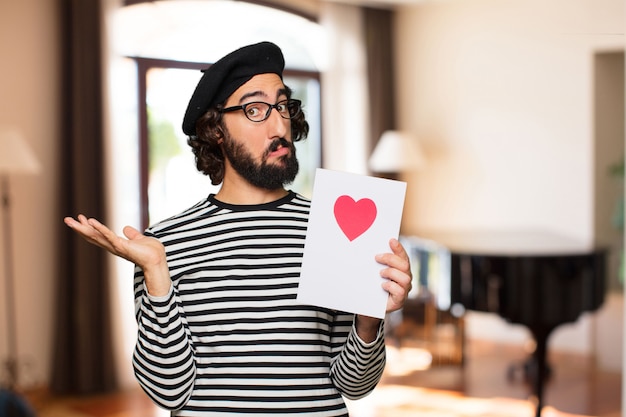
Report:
63,216,78,227
381,266,413,291
376,253,411,277
382,277,406,294
375,239,410,269
383,279,410,312
86,218,134,252
86,217,113,237
389,238,409,260
65,215,97,236
87,219,131,248
123,225,143,240
66,221,108,249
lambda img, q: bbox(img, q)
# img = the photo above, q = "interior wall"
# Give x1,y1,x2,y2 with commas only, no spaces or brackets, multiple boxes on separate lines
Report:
0,0,60,388
394,0,624,354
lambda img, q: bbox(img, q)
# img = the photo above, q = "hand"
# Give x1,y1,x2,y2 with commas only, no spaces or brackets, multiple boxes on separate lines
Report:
354,238,413,342
64,214,171,296
375,238,413,314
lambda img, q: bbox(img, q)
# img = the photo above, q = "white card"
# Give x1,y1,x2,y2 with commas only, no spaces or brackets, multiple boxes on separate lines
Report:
297,168,407,319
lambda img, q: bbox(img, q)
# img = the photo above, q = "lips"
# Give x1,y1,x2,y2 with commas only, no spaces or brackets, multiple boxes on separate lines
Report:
267,138,291,158
269,146,289,157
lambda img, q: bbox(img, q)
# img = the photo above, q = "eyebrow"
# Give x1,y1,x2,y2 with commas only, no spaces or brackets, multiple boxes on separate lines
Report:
238,88,289,104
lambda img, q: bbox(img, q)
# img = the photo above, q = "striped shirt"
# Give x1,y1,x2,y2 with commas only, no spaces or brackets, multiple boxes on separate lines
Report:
132,191,386,416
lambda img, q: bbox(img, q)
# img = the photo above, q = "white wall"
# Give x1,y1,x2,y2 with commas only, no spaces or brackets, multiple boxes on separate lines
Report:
0,0,60,388
395,0,624,357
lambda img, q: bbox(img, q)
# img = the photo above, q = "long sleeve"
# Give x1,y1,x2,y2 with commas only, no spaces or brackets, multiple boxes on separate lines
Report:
329,313,386,400
132,268,196,410
125,193,385,416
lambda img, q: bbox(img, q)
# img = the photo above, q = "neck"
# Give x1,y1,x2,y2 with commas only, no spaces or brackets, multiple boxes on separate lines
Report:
216,175,288,205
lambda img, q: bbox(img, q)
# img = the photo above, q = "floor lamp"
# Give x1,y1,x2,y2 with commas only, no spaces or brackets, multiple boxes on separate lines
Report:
368,130,425,178
0,128,40,391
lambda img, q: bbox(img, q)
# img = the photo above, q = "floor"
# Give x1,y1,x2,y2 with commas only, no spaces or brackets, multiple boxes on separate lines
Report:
381,339,622,417
20,339,622,417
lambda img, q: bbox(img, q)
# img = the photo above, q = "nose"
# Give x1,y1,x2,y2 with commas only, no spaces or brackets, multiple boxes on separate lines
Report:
266,106,289,139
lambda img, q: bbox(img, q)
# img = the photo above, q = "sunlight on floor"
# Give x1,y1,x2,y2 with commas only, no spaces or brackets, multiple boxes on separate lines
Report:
346,384,594,417
345,344,597,417
384,345,433,375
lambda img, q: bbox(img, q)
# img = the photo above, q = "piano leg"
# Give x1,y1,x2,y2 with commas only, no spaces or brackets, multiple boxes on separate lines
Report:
528,326,555,417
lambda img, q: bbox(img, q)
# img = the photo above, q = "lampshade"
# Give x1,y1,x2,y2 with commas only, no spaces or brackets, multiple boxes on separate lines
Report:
0,128,40,175
368,130,425,174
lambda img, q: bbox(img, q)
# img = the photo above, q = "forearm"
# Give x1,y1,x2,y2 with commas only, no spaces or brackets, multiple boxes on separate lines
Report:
330,315,386,399
355,315,382,343
142,262,173,297
133,282,196,410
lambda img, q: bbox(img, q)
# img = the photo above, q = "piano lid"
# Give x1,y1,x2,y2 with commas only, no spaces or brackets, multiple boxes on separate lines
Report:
415,229,599,257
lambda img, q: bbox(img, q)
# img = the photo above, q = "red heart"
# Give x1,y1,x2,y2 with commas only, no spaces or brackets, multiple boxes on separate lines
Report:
333,195,377,241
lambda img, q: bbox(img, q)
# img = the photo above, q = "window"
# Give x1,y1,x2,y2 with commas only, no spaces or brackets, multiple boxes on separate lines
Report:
110,0,325,227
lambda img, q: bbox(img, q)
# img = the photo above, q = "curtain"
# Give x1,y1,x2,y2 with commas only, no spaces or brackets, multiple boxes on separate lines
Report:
51,0,117,395
363,7,396,154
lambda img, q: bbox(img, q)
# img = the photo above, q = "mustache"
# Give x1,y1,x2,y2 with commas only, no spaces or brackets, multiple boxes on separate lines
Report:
266,138,292,155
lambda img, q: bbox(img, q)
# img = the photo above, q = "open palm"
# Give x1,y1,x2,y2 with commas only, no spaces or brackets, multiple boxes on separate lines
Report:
64,214,165,270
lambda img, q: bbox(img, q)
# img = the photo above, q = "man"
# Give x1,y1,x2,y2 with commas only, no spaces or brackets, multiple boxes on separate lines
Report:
64,41,412,416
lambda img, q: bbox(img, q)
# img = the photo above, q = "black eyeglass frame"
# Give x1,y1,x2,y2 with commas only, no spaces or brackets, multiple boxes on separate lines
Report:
219,99,302,123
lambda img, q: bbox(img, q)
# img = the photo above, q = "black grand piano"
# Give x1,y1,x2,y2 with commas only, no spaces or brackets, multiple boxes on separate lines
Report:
405,230,607,417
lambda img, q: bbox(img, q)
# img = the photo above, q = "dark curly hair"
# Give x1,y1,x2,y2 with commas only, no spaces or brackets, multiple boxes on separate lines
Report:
187,86,309,185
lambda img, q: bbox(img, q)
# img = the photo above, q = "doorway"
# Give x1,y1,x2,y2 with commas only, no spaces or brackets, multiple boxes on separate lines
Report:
593,50,624,373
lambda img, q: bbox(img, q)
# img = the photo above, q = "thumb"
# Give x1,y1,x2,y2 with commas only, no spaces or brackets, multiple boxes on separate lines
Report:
122,225,143,240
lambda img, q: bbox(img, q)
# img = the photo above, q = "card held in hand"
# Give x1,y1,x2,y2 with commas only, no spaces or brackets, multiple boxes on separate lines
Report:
297,168,407,319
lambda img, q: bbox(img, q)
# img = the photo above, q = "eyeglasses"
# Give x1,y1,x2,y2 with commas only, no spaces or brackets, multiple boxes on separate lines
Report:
219,99,302,123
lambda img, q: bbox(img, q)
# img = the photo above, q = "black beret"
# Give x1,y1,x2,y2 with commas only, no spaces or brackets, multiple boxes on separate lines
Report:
182,41,285,136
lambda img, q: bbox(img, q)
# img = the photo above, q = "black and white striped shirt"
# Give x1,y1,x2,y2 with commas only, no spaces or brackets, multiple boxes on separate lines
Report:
132,192,386,416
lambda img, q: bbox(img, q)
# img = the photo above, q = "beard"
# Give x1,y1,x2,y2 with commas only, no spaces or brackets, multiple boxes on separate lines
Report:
222,130,299,190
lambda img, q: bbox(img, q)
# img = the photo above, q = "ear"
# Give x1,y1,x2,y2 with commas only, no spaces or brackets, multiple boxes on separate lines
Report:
216,126,225,145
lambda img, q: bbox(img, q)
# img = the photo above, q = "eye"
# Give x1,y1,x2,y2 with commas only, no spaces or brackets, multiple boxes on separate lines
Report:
244,103,264,118
276,101,288,113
